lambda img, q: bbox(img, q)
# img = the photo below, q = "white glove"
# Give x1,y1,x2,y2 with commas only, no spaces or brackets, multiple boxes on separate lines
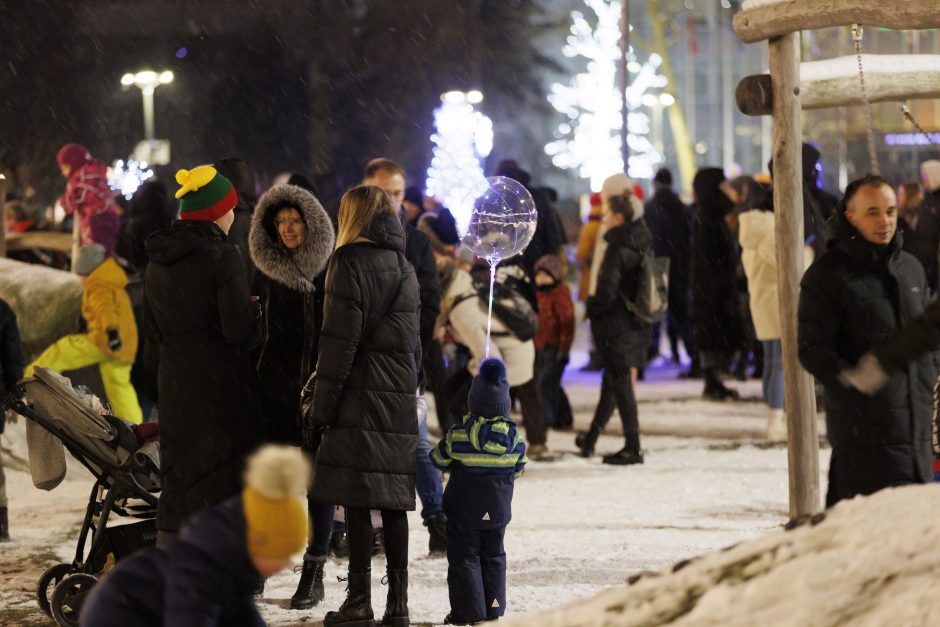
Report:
838,353,889,394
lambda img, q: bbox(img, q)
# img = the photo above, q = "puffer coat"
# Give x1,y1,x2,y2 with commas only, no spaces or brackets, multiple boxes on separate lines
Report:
304,211,420,511
143,220,265,532
249,184,334,445
587,218,653,369
799,213,937,487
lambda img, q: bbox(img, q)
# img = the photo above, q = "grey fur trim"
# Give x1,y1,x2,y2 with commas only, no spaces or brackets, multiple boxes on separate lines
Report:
249,184,335,292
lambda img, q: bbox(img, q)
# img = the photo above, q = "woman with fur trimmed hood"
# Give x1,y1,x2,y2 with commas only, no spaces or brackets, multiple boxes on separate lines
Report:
248,182,334,610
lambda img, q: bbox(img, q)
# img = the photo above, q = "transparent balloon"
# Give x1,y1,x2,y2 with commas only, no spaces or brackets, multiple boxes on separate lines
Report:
461,176,538,263
458,176,538,358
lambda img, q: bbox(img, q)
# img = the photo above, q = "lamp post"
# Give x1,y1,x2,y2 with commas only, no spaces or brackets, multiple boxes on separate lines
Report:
121,70,174,140
642,92,675,155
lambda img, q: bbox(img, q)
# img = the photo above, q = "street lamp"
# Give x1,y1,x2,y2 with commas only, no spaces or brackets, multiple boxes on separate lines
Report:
121,70,174,140
642,92,675,155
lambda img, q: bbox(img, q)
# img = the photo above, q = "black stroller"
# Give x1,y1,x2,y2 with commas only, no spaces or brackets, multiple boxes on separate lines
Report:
4,367,160,627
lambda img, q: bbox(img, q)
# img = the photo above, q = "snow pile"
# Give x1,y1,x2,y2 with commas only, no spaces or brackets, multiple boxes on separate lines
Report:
801,54,940,83
505,484,940,626
0,258,82,361
740,0,794,10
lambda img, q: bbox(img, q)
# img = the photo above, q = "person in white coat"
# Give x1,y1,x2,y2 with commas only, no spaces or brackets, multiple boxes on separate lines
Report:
437,258,548,457
738,186,813,441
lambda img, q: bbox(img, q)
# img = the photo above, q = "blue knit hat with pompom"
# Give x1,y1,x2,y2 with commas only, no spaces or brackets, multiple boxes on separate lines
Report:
467,358,511,418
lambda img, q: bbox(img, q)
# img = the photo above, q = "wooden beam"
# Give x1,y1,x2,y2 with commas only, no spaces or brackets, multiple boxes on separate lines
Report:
734,1,940,44
737,54,940,115
768,32,821,520
5,231,74,254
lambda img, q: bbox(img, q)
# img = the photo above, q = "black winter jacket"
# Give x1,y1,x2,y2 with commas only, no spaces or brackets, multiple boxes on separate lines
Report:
404,221,441,389
305,211,420,511
587,219,653,369
0,299,25,435
645,188,693,289
143,220,265,532
799,215,937,486
80,497,264,627
249,184,334,445
690,169,747,354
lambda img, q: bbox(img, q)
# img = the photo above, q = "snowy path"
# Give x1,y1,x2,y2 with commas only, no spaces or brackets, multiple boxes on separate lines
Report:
0,362,830,625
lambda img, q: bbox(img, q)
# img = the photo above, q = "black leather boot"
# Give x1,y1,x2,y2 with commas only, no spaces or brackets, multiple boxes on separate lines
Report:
575,429,598,457
324,571,375,627
290,557,325,610
382,568,409,627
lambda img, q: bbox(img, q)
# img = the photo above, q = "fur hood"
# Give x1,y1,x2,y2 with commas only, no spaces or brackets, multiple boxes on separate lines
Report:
250,184,335,293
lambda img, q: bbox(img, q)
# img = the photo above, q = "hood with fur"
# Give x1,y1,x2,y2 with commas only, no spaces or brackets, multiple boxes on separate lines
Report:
250,184,335,293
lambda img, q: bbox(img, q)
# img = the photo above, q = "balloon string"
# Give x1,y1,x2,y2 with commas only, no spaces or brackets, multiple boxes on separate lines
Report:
485,259,497,358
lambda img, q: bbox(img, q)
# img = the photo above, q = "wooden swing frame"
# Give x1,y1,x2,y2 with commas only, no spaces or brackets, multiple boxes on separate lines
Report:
732,0,940,520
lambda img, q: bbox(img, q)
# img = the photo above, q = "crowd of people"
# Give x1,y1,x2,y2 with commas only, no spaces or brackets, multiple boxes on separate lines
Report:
3,139,940,624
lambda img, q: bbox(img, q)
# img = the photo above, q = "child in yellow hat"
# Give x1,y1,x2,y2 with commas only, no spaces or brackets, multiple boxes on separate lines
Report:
81,445,309,626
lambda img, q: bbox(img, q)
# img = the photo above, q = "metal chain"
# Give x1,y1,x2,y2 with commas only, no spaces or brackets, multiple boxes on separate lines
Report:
852,24,880,175
898,103,940,145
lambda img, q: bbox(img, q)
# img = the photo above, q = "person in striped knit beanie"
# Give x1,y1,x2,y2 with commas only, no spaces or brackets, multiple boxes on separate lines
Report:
431,358,527,625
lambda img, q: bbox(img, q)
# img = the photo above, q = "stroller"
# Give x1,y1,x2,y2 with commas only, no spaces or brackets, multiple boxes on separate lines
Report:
4,367,160,627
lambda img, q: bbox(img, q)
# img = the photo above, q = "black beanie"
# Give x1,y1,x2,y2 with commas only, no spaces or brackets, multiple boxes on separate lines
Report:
653,168,673,188
467,358,511,418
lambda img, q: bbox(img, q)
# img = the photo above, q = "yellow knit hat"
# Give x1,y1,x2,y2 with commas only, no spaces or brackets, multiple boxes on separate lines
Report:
242,445,310,560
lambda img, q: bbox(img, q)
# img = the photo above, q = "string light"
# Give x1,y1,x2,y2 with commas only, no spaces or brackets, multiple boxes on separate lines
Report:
108,159,154,200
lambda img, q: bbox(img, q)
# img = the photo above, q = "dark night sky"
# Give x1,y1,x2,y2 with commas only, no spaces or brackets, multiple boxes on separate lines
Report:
1,0,568,207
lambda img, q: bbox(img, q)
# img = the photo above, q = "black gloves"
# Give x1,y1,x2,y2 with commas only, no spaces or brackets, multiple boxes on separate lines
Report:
107,329,123,352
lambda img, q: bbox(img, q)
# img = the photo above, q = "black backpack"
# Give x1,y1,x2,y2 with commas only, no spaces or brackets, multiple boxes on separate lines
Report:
621,251,670,324
454,281,540,342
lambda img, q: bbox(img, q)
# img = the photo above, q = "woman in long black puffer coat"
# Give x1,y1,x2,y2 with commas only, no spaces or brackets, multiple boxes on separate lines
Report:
248,182,334,609
577,191,651,465
302,185,419,627
690,167,747,400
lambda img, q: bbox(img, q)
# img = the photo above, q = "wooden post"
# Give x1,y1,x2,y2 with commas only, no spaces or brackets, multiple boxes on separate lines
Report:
768,31,821,520
0,175,6,258
70,211,81,273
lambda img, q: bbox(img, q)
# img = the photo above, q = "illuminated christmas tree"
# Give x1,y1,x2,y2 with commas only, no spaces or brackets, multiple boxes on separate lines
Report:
545,0,667,190
425,91,493,235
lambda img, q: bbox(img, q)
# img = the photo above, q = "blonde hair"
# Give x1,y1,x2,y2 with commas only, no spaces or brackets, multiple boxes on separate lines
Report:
335,185,397,249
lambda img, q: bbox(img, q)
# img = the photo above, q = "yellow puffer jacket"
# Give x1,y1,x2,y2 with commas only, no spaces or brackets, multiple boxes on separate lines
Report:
83,258,138,364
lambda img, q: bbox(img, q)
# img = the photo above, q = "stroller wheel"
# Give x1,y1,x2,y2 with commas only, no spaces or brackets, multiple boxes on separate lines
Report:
50,573,97,627
37,563,73,617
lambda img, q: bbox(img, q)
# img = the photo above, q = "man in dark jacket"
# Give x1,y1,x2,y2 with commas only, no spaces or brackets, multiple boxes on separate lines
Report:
364,158,447,554
0,298,25,541
143,165,265,541
799,175,937,507
644,167,694,366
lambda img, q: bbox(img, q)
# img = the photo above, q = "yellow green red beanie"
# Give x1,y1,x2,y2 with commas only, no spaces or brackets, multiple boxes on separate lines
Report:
242,445,310,561
175,165,237,222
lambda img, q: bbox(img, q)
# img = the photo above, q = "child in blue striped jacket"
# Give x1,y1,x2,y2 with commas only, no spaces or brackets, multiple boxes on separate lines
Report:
431,358,527,625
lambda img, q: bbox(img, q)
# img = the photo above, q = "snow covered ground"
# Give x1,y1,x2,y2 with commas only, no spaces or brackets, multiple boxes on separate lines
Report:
0,353,831,626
